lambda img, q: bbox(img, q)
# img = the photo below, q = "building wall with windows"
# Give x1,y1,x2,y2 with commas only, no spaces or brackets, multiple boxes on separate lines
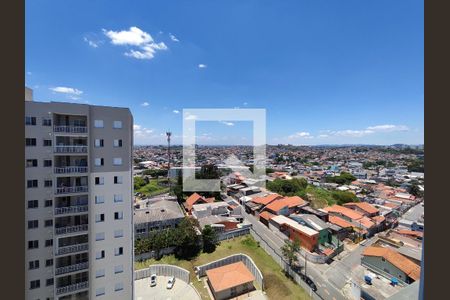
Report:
25,88,133,300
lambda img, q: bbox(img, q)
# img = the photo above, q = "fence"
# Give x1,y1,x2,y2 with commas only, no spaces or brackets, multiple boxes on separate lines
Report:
135,247,176,261
249,229,323,300
195,253,264,291
217,227,250,241
135,264,190,283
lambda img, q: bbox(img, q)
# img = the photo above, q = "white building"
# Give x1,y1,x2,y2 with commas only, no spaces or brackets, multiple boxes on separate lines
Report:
25,87,134,300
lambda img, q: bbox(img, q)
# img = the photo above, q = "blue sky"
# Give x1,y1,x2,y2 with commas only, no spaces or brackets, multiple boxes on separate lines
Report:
25,0,424,145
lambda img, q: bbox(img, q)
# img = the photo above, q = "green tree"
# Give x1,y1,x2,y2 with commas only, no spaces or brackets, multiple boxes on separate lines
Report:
281,238,300,269
202,225,219,253
134,176,147,190
174,217,201,259
325,172,356,185
197,164,220,179
331,190,358,205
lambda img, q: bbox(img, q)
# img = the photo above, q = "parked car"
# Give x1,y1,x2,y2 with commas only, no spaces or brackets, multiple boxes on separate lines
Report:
167,276,175,289
150,274,157,287
304,276,317,292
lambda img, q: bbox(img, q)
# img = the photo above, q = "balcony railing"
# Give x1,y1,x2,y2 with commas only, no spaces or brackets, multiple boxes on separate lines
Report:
55,261,89,276
54,146,88,154
55,224,88,235
55,186,88,195
56,243,89,256
54,166,88,174
54,125,88,134
55,205,88,215
56,281,89,295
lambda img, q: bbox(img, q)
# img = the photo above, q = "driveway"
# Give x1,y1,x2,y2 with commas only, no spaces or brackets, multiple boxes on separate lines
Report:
135,275,201,300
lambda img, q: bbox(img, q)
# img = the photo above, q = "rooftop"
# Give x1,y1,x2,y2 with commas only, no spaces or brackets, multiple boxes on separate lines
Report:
206,261,255,292
271,215,319,237
134,199,184,224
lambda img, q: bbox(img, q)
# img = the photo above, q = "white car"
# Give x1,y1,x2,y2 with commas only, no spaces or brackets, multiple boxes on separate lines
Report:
150,274,157,287
166,276,175,289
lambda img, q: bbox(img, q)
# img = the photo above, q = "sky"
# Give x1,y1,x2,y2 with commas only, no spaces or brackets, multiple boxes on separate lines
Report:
25,0,424,146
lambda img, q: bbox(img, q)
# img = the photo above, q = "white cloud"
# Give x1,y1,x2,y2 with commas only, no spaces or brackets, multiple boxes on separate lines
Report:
173,110,180,114
169,34,179,42
50,87,83,96
103,26,168,60
366,124,409,132
141,102,150,107
220,121,234,126
319,124,410,138
133,124,154,138
198,64,207,68
83,37,100,48
288,132,313,139
185,114,197,120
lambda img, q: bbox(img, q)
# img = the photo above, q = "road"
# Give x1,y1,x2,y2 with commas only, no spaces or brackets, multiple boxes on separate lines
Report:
243,210,347,300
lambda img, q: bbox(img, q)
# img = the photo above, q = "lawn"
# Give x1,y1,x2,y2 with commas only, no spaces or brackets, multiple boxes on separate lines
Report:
136,178,170,197
135,235,311,300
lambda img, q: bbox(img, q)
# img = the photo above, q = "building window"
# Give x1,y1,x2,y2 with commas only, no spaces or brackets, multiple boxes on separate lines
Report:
95,139,104,147
113,158,122,166
43,159,52,167
25,138,37,146
25,116,37,125
26,159,38,167
95,214,105,223
27,180,38,188
113,139,123,147
95,196,105,204
94,120,104,128
95,287,105,297
46,278,54,286
96,250,105,260
45,239,53,247
44,180,53,187
113,121,122,129
30,280,40,290
28,200,38,209
44,219,53,227
114,194,123,203
114,211,123,220
44,199,53,207
114,282,124,291
28,220,38,229
28,240,39,249
43,139,52,147
114,265,124,274
114,176,123,184
114,247,123,256
96,232,105,241
42,118,52,126
95,158,104,166
45,259,53,267
95,269,105,278
29,260,39,270
114,229,123,238
95,177,104,185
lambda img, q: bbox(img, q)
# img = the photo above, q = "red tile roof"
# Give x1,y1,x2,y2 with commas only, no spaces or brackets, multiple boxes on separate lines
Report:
343,202,379,215
206,261,255,292
252,194,282,206
396,229,423,238
363,247,421,281
259,211,274,221
185,193,214,211
323,205,364,221
328,215,354,228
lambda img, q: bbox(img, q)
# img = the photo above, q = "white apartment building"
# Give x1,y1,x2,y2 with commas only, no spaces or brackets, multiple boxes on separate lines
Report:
25,87,134,300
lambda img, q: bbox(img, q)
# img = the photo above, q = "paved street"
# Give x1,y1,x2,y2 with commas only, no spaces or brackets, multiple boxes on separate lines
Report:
243,210,347,300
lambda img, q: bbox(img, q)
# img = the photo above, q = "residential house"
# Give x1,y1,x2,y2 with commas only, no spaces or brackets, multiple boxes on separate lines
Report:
269,215,319,252
184,192,215,213
290,214,331,245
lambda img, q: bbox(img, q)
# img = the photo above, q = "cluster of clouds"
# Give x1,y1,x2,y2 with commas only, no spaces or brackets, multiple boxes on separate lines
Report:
287,124,410,140
49,86,83,100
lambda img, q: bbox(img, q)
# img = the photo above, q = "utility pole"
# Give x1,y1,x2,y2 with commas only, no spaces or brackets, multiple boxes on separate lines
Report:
166,131,172,193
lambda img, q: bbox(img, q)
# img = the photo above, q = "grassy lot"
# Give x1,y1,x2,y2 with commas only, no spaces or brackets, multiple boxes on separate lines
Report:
135,235,311,300
136,178,170,197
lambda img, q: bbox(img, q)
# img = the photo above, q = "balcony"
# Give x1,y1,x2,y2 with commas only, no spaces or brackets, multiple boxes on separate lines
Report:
55,205,88,215
54,125,88,134
56,243,89,256
56,281,89,295
55,261,89,276
55,224,88,235
54,146,88,154
55,186,88,195
54,166,88,174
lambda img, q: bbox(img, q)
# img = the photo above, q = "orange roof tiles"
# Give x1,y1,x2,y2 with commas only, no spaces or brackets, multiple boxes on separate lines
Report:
323,205,364,221
185,193,214,211
252,194,282,206
265,199,289,213
264,196,307,213
259,211,274,221
396,229,423,238
372,215,386,224
328,215,354,228
363,247,421,281
206,261,255,292
283,196,307,207
358,216,375,229
343,202,379,215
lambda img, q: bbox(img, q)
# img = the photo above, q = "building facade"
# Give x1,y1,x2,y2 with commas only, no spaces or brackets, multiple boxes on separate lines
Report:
25,88,134,300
